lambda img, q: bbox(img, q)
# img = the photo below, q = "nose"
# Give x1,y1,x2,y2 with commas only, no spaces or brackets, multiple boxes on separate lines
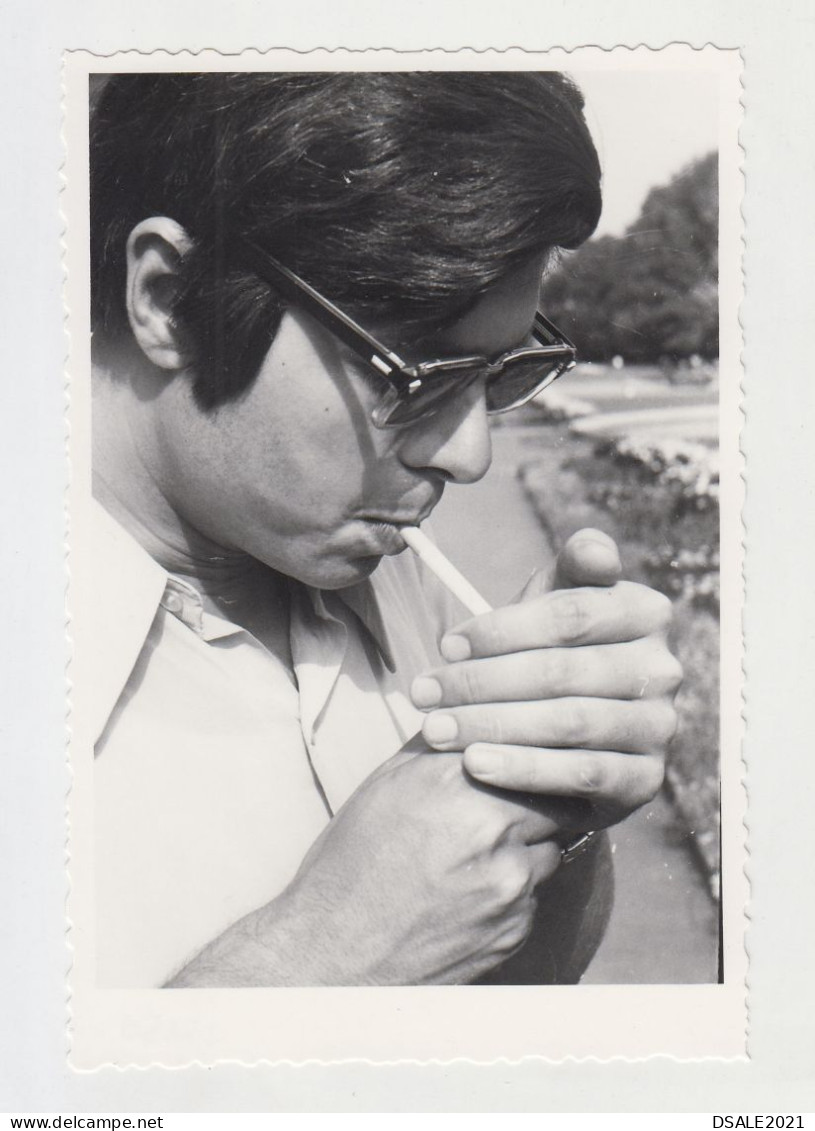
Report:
397,380,493,485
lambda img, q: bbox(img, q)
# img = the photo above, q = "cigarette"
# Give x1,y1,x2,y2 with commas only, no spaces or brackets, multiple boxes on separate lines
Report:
400,526,493,617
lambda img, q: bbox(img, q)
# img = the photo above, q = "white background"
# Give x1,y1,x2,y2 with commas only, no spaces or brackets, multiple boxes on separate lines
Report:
1,0,813,1113
578,69,721,235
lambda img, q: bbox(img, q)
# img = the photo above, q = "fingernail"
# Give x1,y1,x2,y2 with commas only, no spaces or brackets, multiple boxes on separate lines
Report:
464,744,504,778
440,634,471,662
575,537,620,566
411,676,442,708
423,714,459,745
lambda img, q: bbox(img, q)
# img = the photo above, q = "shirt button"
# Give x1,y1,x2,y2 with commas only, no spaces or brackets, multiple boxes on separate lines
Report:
164,591,183,614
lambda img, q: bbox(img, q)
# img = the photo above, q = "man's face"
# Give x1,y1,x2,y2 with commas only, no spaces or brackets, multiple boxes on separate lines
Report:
151,254,547,589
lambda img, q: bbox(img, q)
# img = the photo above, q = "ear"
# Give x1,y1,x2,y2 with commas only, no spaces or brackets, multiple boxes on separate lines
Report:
125,217,194,370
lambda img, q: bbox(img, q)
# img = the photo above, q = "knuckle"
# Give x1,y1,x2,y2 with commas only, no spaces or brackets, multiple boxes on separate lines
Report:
624,701,677,753
494,856,533,907
629,757,666,809
648,587,674,630
660,653,684,695
660,702,679,745
474,797,517,846
644,702,679,749
485,812,514,847
574,755,608,797
647,755,667,798
488,910,534,963
557,699,588,747
639,650,684,697
549,590,590,644
504,908,535,951
458,662,483,704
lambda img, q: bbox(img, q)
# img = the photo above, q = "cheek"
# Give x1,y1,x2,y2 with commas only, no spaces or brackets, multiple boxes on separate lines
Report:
203,385,380,525
243,357,396,494
171,313,404,543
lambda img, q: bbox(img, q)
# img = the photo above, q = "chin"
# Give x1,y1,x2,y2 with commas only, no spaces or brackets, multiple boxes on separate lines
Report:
321,554,383,590
281,551,383,591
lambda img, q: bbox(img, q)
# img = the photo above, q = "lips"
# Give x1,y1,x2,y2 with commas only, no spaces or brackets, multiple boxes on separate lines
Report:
356,508,438,557
354,481,444,549
360,496,442,530
366,515,426,528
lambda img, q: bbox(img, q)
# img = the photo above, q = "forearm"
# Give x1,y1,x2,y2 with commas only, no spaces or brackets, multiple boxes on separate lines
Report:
165,891,333,988
166,841,611,989
477,831,614,985
165,747,611,989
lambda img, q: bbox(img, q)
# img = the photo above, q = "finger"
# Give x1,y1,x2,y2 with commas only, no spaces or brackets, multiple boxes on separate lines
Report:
412,638,683,708
463,745,666,820
513,529,622,605
467,775,592,844
440,580,672,661
552,528,623,591
421,696,678,754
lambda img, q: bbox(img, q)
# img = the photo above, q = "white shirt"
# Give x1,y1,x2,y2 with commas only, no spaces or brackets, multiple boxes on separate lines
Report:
91,502,459,986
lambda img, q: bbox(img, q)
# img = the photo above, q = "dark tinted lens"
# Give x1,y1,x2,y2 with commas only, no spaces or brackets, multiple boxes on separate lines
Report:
379,370,484,427
485,355,563,413
378,352,568,428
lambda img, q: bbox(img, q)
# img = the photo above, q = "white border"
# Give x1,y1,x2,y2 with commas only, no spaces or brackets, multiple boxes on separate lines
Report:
3,0,815,1110
64,45,745,1069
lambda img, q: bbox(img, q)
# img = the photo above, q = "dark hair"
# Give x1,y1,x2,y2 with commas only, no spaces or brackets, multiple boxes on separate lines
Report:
90,72,601,409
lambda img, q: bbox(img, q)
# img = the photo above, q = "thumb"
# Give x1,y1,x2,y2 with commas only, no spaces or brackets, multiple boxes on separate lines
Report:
516,528,622,602
554,528,623,589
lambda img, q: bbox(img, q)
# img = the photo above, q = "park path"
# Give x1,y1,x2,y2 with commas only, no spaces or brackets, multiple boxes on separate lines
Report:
432,423,719,984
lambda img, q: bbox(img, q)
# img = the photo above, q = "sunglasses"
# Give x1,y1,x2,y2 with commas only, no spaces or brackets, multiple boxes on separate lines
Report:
237,240,578,429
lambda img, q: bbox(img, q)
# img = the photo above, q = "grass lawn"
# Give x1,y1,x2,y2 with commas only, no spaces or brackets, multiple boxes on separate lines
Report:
518,418,721,895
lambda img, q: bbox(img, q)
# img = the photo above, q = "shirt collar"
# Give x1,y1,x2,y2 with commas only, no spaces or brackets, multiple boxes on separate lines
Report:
310,580,396,673
90,501,396,740
90,500,168,744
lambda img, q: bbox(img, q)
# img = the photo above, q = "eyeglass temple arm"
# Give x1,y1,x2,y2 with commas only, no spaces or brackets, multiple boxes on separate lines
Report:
532,311,577,355
237,240,407,376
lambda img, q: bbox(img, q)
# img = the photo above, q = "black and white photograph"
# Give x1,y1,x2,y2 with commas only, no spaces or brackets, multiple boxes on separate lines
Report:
64,46,745,1066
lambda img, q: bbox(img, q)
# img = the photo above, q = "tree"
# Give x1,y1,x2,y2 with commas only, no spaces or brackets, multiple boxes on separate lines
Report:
542,152,719,364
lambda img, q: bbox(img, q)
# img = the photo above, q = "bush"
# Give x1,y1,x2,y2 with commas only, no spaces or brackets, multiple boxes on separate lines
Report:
580,435,719,613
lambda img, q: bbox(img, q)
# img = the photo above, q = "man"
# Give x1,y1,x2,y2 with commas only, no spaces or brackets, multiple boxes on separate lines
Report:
89,72,680,986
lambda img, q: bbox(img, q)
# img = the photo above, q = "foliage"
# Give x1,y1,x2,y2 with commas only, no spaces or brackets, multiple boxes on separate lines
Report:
542,152,718,364
524,386,594,424
581,435,720,614
666,602,721,897
642,545,720,609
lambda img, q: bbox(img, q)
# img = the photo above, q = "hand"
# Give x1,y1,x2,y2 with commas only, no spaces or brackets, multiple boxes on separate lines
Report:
410,529,682,831
169,742,566,987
